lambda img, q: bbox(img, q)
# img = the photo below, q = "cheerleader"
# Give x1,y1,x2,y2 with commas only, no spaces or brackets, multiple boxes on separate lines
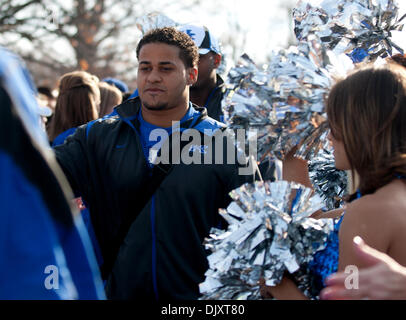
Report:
262,62,406,299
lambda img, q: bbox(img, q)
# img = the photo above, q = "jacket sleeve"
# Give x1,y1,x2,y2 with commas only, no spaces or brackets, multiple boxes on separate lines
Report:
53,124,92,198
219,131,259,210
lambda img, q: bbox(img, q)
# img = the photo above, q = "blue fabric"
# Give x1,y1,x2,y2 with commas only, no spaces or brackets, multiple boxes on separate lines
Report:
0,151,105,299
0,47,48,148
129,88,139,99
81,207,104,268
193,115,224,135
53,214,105,299
308,214,344,294
0,151,75,299
101,77,128,93
137,110,171,167
308,191,363,294
348,48,369,63
0,47,104,299
52,129,104,271
52,127,77,147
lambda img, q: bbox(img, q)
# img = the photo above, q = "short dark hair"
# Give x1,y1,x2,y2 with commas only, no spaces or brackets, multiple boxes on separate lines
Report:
136,27,199,68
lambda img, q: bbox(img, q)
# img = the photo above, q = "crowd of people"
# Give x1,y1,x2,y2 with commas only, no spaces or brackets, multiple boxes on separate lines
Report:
2,22,406,301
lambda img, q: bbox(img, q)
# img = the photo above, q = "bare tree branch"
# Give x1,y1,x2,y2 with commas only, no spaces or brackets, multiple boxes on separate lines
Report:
1,0,203,86
0,0,41,24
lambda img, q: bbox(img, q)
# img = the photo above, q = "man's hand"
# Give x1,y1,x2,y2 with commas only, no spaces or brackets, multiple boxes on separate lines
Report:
321,236,406,300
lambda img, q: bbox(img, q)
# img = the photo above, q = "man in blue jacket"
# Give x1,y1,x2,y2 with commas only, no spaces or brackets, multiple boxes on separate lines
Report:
54,27,257,300
129,25,225,122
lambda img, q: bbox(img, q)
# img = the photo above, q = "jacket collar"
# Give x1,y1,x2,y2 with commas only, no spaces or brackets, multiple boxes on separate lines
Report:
114,96,208,121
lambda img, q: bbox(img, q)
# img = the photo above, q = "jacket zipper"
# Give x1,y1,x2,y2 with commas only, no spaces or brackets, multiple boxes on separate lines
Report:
119,115,159,299
150,194,159,300
118,108,206,300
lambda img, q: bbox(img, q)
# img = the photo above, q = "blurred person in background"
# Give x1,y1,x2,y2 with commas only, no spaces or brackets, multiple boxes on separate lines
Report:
48,71,103,269
47,71,100,146
101,77,130,101
37,86,57,112
98,81,123,117
0,46,105,299
37,86,57,132
178,24,225,123
178,24,278,182
35,93,53,131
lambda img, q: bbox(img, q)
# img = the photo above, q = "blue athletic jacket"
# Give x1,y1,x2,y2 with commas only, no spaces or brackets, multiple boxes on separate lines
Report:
0,47,105,299
54,97,256,299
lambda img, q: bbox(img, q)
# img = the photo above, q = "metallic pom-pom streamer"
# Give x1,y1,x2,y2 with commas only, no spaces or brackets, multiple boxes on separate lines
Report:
308,142,348,210
222,42,332,161
293,0,405,63
136,12,178,35
199,181,335,300
223,0,404,162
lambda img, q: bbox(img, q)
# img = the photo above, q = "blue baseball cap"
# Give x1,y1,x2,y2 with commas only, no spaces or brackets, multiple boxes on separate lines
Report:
101,77,129,93
178,24,221,55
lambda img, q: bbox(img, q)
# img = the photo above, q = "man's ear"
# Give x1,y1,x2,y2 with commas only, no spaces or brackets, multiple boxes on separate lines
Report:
187,67,198,85
213,54,222,68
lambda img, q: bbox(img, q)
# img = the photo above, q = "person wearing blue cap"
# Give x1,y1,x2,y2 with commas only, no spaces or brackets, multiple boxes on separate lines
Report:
101,77,129,95
178,25,278,182
178,24,225,122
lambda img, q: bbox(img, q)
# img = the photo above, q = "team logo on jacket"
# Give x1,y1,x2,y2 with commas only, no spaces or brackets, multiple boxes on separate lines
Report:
189,145,208,154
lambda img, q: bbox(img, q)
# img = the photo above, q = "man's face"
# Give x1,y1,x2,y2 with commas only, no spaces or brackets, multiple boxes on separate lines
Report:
137,42,197,111
193,52,221,89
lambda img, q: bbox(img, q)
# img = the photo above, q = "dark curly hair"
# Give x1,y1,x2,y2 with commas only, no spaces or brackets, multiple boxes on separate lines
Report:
136,27,199,68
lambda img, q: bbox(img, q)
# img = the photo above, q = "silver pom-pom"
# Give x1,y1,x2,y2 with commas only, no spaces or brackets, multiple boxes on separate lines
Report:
199,181,335,300
136,12,178,35
308,142,348,210
294,0,405,63
222,41,332,161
